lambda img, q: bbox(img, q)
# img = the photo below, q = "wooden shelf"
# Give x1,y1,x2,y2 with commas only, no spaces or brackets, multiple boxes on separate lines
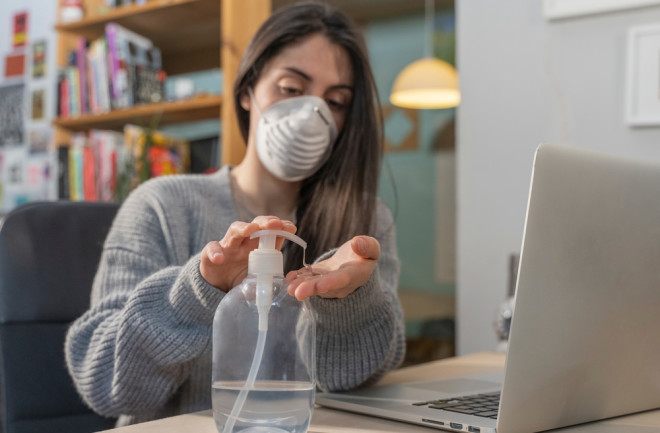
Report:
53,95,222,132
272,0,453,23
53,0,269,164
55,0,220,75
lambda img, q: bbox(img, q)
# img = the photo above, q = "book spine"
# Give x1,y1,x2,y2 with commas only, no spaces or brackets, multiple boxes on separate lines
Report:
89,41,103,114
69,133,85,201
68,145,78,200
57,146,70,199
106,23,120,107
83,144,98,200
97,38,111,112
87,44,99,114
76,37,88,115
61,73,70,118
75,145,84,200
68,67,80,116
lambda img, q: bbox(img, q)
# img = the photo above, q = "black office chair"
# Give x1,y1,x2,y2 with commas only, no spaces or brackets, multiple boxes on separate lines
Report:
0,201,120,433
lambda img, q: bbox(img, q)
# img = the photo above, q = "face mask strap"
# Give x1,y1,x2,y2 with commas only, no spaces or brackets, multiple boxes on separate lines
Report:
247,87,266,120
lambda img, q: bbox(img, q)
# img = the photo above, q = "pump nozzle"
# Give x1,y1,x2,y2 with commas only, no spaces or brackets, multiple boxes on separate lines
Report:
250,229,307,250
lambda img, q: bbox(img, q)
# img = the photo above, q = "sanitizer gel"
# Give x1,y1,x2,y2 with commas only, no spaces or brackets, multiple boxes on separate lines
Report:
212,230,316,433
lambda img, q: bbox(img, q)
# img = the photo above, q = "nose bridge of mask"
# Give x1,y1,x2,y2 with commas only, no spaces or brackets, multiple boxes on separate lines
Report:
286,102,327,136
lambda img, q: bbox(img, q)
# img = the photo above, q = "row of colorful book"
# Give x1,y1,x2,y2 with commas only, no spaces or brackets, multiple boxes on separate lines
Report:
58,125,190,202
57,22,165,118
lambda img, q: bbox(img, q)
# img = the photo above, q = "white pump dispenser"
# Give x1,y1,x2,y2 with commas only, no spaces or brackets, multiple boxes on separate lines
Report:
249,230,307,331
212,230,314,433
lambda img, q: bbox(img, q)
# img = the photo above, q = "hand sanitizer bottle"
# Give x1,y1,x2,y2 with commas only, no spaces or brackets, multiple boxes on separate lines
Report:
212,230,316,433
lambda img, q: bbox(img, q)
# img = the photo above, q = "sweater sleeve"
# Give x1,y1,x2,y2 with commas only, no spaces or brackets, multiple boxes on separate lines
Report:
65,182,224,417
309,201,405,392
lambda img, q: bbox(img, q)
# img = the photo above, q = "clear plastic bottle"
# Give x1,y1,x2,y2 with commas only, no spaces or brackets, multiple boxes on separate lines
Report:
212,230,316,433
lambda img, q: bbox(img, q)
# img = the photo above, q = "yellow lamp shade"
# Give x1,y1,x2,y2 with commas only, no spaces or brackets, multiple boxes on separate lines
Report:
390,58,461,109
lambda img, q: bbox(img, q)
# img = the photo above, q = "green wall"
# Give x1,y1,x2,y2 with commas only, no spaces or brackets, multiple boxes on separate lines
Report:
366,12,456,296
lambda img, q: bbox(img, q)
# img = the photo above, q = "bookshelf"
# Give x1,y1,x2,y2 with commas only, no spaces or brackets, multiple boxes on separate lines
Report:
54,0,271,167
52,95,222,131
55,0,221,75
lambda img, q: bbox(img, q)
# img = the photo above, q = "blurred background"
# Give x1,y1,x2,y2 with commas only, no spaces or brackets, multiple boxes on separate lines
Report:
1,0,660,365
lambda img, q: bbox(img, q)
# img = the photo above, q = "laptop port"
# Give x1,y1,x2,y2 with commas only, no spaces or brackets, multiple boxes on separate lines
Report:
468,427,481,433
422,418,444,426
450,423,463,430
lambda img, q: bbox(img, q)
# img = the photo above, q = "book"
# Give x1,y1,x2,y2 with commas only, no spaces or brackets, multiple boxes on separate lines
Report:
89,129,123,202
57,24,165,117
76,37,88,115
69,133,85,201
92,39,111,112
57,145,70,199
58,70,70,118
82,144,97,200
105,22,163,109
67,66,80,116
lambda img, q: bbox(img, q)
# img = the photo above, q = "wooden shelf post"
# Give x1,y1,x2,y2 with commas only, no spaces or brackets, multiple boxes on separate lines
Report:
220,0,271,166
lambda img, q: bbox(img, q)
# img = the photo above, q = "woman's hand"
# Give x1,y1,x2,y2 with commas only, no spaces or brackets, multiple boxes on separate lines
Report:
286,235,381,301
200,216,297,292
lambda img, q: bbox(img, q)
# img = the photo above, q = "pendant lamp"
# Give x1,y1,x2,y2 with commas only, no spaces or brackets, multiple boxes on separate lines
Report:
389,0,460,109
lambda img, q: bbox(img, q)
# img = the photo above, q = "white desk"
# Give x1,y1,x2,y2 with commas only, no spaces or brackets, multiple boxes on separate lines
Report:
102,353,660,433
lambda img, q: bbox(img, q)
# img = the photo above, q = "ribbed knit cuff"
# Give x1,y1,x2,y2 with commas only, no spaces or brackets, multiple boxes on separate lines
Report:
170,254,225,325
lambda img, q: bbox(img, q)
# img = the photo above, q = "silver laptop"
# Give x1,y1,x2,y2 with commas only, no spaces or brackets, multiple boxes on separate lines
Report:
316,144,660,433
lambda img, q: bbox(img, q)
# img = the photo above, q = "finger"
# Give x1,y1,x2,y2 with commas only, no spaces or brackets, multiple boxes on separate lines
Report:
282,220,297,233
292,269,354,300
221,221,253,248
274,220,299,250
287,271,316,296
351,236,380,260
316,271,351,295
293,278,319,301
204,241,226,264
286,270,300,282
287,276,304,297
251,215,282,228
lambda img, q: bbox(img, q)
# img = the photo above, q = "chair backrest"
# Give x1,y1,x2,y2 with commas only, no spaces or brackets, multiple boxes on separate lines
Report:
0,201,120,433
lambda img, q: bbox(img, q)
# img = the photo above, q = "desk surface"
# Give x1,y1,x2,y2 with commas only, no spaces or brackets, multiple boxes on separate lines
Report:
102,352,660,433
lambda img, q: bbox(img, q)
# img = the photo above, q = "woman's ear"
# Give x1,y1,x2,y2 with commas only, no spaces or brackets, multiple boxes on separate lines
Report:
239,90,251,111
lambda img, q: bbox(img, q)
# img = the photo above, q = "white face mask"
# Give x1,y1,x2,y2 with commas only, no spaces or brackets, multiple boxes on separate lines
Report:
250,89,338,182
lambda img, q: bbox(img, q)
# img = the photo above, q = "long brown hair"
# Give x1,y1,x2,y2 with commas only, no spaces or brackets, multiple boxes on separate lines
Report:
234,1,383,272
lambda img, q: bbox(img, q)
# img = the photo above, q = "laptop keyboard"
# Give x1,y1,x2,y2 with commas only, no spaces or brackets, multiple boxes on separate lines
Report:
413,391,501,419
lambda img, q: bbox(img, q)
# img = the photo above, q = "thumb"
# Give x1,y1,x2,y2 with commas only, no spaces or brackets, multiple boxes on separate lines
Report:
351,236,380,260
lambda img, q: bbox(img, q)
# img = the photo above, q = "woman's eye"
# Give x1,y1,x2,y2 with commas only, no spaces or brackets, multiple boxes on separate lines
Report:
326,99,346,111
280,86,302,96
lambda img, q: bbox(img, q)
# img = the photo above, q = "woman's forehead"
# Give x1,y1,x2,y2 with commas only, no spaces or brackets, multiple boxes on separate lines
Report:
263,34,354,86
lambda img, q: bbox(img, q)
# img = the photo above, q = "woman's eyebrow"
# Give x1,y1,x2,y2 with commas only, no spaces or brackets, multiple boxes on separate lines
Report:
283,66,312,81
283,66,353,92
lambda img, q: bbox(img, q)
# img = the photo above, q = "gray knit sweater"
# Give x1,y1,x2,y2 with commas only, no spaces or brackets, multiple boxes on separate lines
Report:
65,166,405,426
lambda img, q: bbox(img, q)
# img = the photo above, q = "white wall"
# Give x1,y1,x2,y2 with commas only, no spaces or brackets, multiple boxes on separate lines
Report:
456,1,660,354
0,0,57,121
0,0,58,211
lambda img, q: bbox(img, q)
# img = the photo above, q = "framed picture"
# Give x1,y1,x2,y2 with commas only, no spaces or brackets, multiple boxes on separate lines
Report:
32,40,47,79
31,88,45,120
626,23,660,127
0,83,25,146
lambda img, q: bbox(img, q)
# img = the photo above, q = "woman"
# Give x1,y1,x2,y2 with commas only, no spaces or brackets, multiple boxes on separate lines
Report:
65,1,405,426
